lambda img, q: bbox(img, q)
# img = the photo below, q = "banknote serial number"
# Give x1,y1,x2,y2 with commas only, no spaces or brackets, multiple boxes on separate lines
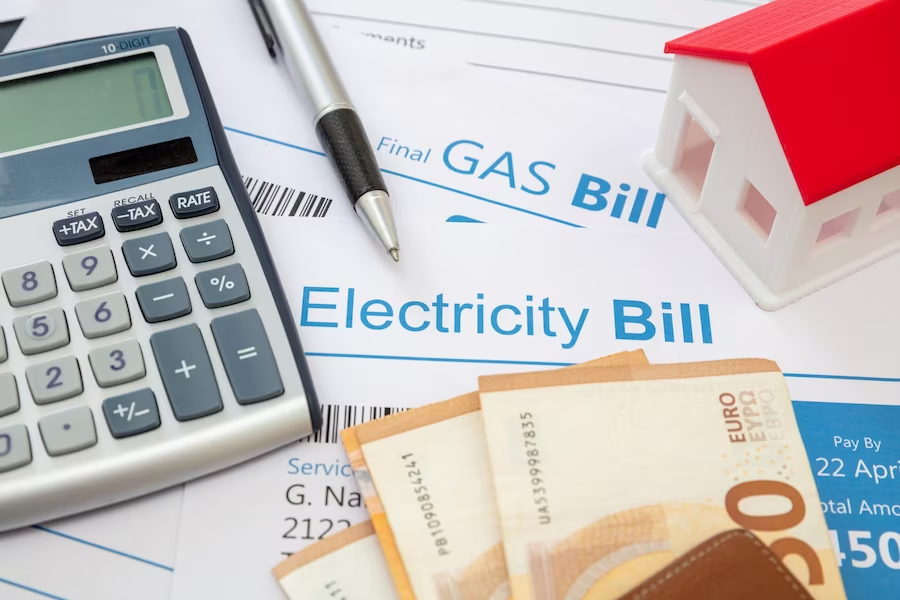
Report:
402,453,451,556
521,412,551,525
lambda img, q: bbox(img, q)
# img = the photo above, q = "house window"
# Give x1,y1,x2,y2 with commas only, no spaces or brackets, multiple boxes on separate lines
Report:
739,182,777,241
877,189,900,217
674,115,715,204
816,208,860,244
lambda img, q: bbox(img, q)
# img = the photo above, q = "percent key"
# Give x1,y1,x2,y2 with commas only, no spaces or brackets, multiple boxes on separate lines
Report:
196,264,251,308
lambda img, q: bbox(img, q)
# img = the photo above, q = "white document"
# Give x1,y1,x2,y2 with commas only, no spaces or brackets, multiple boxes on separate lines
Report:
170,210,900,599
0,488,181,600
0,0,32,24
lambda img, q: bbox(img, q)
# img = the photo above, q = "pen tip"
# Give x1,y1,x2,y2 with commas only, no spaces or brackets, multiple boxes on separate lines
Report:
390,249,400,262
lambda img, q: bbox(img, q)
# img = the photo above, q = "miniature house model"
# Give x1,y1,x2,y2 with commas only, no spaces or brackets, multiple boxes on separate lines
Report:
643,0,900,310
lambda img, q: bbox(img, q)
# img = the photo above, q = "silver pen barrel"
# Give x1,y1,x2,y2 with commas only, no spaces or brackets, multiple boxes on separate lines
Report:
253,0,400,259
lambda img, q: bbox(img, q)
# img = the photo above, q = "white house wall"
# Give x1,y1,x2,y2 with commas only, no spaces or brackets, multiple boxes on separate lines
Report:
781,163,900,291
659,56,804,293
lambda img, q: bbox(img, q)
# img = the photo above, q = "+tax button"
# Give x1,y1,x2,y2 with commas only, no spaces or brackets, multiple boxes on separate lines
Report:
53,212,105,247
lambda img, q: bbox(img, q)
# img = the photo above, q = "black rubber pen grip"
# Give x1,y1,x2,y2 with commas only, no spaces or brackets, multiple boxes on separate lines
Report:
315,109,388,204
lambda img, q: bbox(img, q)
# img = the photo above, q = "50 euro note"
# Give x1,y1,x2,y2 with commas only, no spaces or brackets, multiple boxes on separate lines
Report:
341,350,649,600
478,359,846,600
272,521,399,600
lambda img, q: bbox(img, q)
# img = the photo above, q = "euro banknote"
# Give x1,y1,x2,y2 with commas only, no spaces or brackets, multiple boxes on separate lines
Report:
478,359,845,600
342,351,649,600
273,521,399,600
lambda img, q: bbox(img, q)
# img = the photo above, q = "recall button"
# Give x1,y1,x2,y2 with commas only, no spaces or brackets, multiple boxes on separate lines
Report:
111,199,162,232
53,212,105,246
169,187,219,219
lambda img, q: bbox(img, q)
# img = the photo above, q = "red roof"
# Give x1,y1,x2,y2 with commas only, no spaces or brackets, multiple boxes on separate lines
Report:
666,0,900,206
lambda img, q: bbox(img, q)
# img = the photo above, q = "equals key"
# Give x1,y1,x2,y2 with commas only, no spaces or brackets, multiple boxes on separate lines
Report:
111,200,163,233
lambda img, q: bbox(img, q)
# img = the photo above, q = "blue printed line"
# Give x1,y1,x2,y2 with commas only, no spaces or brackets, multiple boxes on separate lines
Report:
306,352,572,367
306,351,900,383
224,126,326,157
224,126,583,228
0,577,69,599
32,525,174,572
782,372,900,384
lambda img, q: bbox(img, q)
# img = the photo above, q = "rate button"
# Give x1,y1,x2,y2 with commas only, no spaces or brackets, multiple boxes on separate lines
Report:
169,186,219,219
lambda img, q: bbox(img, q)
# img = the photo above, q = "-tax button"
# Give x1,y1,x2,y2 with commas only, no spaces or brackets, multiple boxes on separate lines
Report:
54,212,105,246
170,187,219,219
112,199,162,232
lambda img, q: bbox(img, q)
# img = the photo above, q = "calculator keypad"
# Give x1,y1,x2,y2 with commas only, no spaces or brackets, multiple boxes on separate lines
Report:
135,278,192,323
2,261,58,307
14,308,70,355
150,324,222,421
102,389,160,438
89,340,146,388
180,219,235,263
0,375,19,417
26,356,83,405
196,264,251,308
122,232,177,277
62,246,118,292
0,172,294,492
0,425,31,473
74,292,131,339
39,406,96,457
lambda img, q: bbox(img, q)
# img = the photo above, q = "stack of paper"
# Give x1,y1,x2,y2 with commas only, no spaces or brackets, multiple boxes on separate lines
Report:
275,352,846,600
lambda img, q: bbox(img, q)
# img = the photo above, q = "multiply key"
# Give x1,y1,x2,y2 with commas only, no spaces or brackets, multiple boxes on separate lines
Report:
53,212,105,246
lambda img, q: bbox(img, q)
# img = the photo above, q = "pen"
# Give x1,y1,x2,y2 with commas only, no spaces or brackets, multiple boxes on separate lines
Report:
248,0,401,261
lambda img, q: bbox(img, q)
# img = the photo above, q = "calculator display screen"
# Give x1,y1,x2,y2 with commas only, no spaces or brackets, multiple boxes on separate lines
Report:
0,53,174,154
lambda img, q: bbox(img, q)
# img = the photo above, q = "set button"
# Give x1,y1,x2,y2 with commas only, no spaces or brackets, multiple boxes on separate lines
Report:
53,212,105,247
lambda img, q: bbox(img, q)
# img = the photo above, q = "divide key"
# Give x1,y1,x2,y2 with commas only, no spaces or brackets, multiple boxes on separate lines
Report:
169,186,219,219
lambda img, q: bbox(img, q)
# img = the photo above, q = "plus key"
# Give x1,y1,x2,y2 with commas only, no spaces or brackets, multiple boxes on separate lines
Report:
53,212,105,246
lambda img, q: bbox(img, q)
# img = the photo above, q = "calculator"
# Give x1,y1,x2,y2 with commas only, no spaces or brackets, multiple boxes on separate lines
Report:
0,28,321,531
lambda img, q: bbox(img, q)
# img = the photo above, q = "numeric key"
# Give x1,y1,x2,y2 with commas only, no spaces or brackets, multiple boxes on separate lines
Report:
39,407,96,457
14,308,70,355
62,246,118,291
75,293,131,339
2,261,57,307
26,355,83,405
89,340,146,388
0,425,32,473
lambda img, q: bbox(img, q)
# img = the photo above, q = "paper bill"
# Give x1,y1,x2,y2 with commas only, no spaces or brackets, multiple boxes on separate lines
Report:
342,351,649,600
272,520,399,600
479,359,846,600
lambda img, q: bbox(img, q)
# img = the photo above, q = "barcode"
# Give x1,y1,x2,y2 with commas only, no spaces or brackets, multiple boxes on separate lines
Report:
302,404,408,444
243,176,333,218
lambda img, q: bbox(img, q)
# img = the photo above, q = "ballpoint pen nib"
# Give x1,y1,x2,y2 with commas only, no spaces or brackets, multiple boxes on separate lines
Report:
390,248,400,262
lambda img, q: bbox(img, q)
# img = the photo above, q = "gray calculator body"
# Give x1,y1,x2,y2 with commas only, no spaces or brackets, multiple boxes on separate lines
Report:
0,28,320,531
